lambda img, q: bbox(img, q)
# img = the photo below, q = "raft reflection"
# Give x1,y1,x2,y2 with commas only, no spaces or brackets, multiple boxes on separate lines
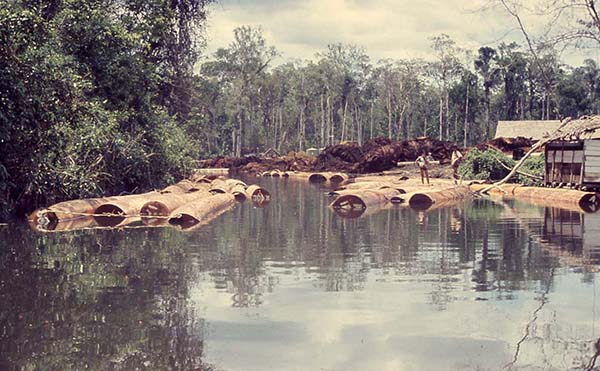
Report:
2,177,600,370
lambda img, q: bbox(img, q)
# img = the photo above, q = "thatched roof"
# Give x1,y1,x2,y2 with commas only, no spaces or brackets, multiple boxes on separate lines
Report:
546,115,600,142
495,120,562,140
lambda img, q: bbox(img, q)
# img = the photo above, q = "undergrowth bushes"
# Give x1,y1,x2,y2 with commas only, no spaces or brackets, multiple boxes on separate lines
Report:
458,148,544,186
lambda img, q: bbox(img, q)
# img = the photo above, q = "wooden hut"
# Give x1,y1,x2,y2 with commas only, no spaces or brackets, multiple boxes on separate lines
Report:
542,117,600,190
495,120,562,140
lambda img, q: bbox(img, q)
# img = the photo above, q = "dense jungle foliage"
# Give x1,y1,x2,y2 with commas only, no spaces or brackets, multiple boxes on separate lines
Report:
0,0,212,218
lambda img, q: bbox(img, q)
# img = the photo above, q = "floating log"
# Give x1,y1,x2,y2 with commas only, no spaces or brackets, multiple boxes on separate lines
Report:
193,168,229,176
405,186,472,211
30,198,109,228
168,193,236,230
190,174,213,184
284,171,312,179
332,202,394,219
468,183,521,196
511,187,600,213
329,188,403,210
29,215,97,232
161,179,208,194
140,191,214,226
329,181,415,196
308,172,349,183
246,184,271,206
208,178,247,195
94,192,160,227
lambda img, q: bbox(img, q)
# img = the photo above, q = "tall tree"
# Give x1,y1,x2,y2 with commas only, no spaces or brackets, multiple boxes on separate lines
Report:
204,26,278,156
430,34,462,140
475,46,501,139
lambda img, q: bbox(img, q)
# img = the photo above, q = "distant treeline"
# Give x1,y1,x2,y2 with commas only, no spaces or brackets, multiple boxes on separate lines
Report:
1,2,599,217
196,28,600,157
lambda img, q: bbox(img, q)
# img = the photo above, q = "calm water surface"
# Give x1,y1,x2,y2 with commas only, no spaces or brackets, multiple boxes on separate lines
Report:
1,177,600,371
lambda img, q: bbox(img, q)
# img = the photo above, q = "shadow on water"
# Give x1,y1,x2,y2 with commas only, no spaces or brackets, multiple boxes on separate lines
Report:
2,176,600,370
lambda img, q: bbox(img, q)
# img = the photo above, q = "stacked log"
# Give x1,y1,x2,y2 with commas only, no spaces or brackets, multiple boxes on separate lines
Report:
168,193,236,230
94,192,160,227
329,188,403,211
29,176,270,231
28,215,96,233
308,172,349,184
469,183,600,213
140,191,214,226
29,198,109,228
246,184,271,206
512,187,600,213
402,186,472,211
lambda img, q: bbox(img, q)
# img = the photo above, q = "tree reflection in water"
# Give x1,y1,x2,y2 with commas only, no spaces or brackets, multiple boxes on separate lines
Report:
0,226,214,370
2,178,600,370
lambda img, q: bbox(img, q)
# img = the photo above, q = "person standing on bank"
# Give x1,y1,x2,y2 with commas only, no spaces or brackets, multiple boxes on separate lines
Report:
451,146,464,184
415,151,430,185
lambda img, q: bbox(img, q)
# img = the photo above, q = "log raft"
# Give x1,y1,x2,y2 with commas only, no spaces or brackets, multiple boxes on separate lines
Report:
140,190,214,226
29,176,269,231
404,186,471,210
470,183,600,213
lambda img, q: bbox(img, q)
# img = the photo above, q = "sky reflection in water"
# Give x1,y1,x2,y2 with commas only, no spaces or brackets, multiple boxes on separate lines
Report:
1,177,600,371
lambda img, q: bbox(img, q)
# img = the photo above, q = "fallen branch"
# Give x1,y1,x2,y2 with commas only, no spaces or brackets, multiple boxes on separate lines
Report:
494,157,543,181
478,117,577,194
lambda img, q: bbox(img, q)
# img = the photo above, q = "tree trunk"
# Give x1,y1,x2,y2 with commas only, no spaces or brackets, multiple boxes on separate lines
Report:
278,107,283,151
299,100,305,152
355,103,362,145
484,86,490,139
341,98,348,143
464,80,469,147
320,94,325,147
370,100,374,139
478,140,545,194
327,95,333,145
387,90,393,139
439,96,443,140
445,89,450,140
236,110,244,157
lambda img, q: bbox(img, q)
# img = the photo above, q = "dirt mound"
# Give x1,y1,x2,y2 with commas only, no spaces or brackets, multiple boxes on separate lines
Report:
198,137,460,175
315,137,458,173
197,152,316,174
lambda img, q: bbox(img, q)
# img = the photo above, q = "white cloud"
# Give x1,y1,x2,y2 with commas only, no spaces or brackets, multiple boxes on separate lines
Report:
203,0,595,66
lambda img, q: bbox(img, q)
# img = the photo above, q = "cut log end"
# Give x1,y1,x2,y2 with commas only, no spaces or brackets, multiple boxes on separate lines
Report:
168,213,199,230
308,173,328,183
330,195,367,210
408,194,435,211
329,174,346,183
140,201,170,226
579,193,600,213
94,204,126,227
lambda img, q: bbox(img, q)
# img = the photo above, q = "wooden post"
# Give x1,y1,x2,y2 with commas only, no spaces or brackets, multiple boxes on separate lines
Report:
580,147,585,187
550,149,556,185
560,146,565,184
569,149,575,185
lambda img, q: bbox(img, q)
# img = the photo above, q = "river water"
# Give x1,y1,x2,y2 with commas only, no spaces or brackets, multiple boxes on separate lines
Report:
1,177,600,371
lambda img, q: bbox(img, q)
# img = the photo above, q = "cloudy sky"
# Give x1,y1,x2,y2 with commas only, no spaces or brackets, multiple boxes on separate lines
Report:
203,0,598,66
